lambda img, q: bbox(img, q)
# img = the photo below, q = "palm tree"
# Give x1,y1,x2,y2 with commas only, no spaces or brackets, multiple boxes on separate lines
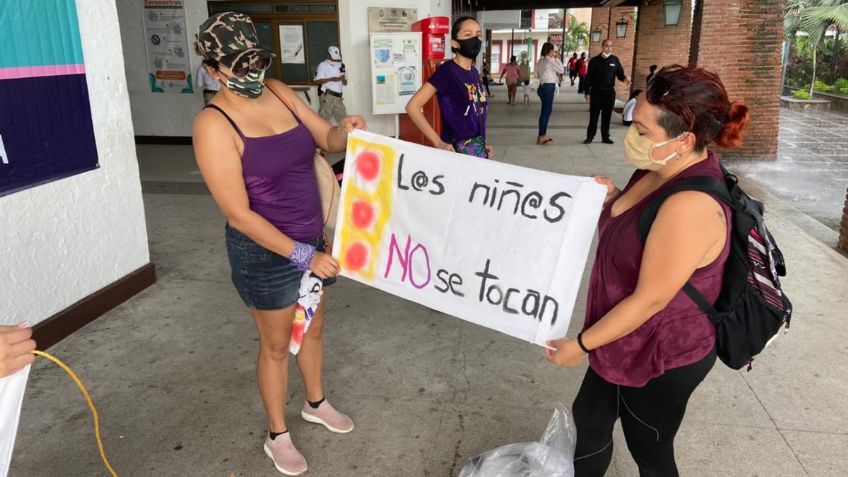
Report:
784,0,814,93
799,0,848,95
563,13,589,55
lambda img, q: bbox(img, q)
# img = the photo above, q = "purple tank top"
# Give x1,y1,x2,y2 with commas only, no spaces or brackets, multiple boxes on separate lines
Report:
584,151,731,387
205,91,323,242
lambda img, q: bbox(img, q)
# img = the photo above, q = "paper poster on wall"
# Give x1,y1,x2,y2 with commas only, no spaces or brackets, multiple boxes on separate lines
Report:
398,66,418,96
333,131,606,346
142,0,193,94
368,7,418,32
279,25,305,64
0,0,99,197
370,33,422,114
375,74,397,105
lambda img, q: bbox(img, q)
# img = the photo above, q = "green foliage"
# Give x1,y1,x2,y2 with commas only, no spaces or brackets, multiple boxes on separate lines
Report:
785,32,847,86
784,1,848,96
835,77,848,90
815,79,835,91
562,15,590,55
793,89,813,99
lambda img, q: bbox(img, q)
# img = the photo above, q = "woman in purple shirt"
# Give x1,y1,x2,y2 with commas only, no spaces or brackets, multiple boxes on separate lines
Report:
192,12,365,475
405,16,492,159
544,66,750,476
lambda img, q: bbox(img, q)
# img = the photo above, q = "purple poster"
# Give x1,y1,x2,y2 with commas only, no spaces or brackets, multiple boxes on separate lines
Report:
0,0,99,197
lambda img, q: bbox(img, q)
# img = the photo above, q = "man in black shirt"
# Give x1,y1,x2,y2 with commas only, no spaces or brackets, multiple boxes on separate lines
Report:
583,39,631,144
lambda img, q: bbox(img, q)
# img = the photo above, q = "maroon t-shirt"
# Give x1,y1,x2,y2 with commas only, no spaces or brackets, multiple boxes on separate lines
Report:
583,152,731,387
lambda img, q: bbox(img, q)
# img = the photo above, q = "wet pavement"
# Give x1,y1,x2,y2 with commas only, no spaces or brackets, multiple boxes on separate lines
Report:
726,108,848,237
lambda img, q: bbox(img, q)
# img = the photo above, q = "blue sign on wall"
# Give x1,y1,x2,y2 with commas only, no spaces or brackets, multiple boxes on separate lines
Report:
0,0,99,197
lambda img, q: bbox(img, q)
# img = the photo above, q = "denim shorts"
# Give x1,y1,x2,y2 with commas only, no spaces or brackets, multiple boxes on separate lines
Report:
225,224,336,310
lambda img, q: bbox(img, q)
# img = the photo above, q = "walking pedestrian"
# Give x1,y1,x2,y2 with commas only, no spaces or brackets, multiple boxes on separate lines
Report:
567,52,579,86
499,55,521,104
405,16,491,158
576,52,588,95
584,40,630,144
481,60,494,98
536,42,564,145
546,65,750,477
520,53,532,105
192,12,365,475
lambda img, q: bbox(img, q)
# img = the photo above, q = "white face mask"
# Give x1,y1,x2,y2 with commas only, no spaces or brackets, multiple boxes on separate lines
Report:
623,125,685,171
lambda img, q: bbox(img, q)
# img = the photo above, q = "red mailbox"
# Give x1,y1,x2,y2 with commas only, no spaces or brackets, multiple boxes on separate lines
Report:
399,16,450,146
411,16,450,60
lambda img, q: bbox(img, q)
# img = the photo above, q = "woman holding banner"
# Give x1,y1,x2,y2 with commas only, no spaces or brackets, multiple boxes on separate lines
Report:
405,16,492,159
192,12,364,475
545,65,749,476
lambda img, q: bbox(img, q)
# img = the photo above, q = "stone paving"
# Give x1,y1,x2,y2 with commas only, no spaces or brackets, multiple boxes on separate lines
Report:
727,108,848,236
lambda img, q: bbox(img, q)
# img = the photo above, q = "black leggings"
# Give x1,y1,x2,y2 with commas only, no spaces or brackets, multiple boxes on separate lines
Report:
572,347,716,477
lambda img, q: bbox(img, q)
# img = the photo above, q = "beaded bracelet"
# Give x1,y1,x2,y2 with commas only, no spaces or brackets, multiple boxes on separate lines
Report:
289,242,317,271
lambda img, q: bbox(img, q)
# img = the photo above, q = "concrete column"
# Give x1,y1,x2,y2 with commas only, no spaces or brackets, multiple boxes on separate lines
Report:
689,0,784,160
631,0,694,93
840,188,848,253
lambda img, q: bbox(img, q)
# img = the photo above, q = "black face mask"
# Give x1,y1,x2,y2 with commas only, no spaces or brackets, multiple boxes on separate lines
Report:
454,37,482,59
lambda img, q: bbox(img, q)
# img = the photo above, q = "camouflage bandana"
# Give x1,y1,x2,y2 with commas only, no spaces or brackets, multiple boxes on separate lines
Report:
196,12,274,76
225,68,266,99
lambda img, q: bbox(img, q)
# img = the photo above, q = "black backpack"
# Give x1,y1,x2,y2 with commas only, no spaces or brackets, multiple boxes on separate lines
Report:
638,166,793,370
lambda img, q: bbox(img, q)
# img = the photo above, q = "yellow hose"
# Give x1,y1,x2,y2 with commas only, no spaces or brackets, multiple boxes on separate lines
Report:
31,350,119,477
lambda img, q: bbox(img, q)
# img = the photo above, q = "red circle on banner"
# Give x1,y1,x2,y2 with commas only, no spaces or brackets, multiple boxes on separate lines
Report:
356,152,380,181
351,200,375,229
345,242,368,270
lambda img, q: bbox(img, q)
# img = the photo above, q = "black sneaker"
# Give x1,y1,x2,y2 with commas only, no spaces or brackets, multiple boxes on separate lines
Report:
583,138,593,144
602,138,614,144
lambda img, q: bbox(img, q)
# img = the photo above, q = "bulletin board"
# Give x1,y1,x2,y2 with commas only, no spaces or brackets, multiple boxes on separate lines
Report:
369,32,422,115
279,21,340,84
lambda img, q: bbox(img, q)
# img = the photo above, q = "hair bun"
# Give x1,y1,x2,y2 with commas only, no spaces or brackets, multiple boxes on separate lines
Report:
714,101,750,148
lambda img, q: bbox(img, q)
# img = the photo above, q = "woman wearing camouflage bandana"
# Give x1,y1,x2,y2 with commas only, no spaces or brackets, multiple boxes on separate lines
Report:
193,12,365,476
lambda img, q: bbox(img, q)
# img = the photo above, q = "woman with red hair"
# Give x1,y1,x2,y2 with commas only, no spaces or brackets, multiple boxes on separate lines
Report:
545,65,749,476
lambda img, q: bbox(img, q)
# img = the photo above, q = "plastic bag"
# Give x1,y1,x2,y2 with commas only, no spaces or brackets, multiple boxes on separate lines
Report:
458,404,576,477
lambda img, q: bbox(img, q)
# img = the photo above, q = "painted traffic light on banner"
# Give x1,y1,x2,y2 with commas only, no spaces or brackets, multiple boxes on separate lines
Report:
0,0,99,197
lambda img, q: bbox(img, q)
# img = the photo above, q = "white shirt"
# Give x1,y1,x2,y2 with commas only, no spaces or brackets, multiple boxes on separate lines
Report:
536,57,564,84
314,60,344,94
623,98,637,121
196,64,220,91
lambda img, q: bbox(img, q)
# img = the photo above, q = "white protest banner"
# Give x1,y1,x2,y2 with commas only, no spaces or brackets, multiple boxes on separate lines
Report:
333,131,606,345
0,367,30,477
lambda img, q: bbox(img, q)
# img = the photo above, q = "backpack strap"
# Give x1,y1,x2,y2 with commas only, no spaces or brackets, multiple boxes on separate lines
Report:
637,176,733,323
637,176,733,243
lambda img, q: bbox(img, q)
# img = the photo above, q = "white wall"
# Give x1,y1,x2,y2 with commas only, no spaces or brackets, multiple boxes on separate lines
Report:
339,0,451,137
0,1,150,324
120,0,450,138
117,0,210,137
